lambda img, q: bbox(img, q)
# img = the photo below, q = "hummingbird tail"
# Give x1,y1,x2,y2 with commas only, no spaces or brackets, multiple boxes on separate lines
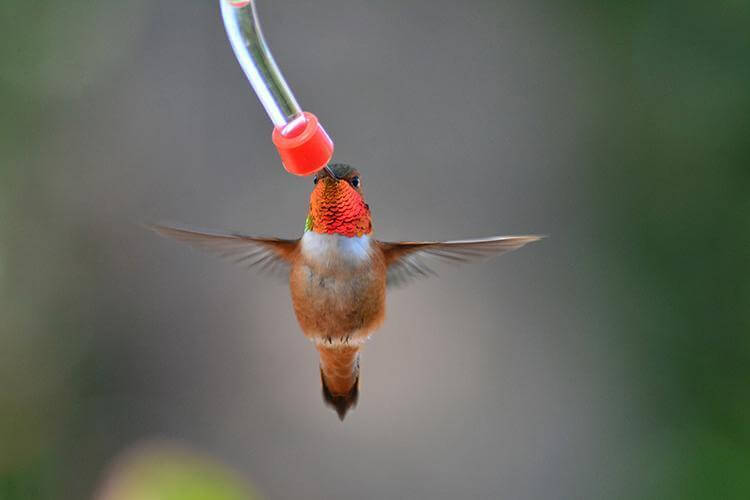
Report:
317,344,360,420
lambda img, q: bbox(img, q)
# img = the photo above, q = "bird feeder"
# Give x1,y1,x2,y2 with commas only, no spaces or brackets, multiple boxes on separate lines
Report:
220,0,334,176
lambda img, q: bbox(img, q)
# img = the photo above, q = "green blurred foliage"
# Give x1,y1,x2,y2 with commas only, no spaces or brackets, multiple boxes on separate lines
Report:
0,0,748,498
94,443,259,500
584,1,750,498
0,1,150,498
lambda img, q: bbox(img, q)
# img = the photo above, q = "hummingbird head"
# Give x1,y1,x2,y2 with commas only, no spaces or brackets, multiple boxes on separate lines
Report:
305,163,372,237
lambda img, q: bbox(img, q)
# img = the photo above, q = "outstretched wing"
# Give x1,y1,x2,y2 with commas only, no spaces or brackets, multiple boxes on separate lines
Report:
150,224,299,279
379,235,541,287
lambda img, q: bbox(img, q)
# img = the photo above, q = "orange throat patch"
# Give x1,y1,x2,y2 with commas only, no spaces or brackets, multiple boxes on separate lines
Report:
306,180,372,237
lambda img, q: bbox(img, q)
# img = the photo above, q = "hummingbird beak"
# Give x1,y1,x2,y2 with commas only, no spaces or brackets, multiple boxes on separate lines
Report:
323,165,339,180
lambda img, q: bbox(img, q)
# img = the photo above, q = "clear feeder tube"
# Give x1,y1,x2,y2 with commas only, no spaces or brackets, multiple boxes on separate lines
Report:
219,0,334,175
220,0,305,136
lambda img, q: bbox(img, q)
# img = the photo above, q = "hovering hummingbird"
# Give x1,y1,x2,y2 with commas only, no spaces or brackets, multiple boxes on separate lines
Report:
152,163,540,419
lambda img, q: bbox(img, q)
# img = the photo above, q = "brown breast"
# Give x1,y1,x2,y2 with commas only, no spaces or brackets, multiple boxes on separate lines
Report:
289,232,386,344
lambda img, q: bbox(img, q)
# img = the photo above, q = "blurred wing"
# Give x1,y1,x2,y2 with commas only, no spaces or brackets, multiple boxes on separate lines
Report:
150,224,298,279
379,235,542,288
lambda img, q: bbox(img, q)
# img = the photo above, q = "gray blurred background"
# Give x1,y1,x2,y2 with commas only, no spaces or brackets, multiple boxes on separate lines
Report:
1,1,748,499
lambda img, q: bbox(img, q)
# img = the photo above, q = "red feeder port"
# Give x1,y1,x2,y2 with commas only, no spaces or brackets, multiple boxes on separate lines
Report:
272,112,334,176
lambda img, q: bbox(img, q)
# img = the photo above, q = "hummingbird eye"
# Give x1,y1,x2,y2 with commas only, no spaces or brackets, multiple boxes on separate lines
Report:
313,175,319,185
349,176,360,188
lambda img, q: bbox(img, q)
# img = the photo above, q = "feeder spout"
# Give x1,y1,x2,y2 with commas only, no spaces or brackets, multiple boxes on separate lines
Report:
220,0,334,176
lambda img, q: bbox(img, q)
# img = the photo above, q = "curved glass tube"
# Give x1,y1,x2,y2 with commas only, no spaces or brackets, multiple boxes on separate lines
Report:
220,0,303,131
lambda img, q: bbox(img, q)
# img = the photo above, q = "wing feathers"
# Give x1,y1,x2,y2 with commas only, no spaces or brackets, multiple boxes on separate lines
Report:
150,224,298,279
380,235,542,287
151,224,540,286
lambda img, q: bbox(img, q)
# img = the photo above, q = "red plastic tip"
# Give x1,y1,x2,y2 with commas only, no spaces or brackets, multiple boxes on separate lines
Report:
272,112,334,176
229,1,251,7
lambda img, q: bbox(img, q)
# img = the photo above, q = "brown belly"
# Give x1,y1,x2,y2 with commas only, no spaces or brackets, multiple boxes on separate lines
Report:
289,256,386,344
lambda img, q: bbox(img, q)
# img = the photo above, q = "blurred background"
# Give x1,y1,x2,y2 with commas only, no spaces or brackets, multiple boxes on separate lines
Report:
1,0,748,498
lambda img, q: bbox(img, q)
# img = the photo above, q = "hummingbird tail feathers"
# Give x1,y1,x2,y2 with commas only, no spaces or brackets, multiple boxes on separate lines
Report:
317,344,360,420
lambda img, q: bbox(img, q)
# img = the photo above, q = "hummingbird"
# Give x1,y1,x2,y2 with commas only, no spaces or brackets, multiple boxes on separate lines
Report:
152,163,540,419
